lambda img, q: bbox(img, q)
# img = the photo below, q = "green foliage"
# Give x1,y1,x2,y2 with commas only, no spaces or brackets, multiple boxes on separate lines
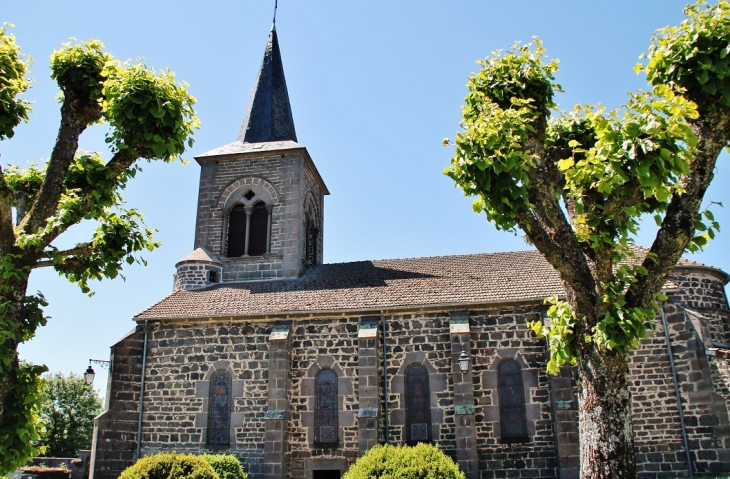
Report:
343,443,465,479
529,298,577,374
445,39,559,233
201,455,247,479
118,453,219,479
642,1,730,112
0,31,198,474
446,1,730,382
0,24,31,140
36,372,103,458
50,39,109,102
557,87,697,252
49,206,160,294
0,362,46,475
102,63,199,160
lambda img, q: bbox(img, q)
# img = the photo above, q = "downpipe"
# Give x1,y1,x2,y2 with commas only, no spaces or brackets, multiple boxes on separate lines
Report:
136,319,149,461
381,310,389,444
660,302,693,477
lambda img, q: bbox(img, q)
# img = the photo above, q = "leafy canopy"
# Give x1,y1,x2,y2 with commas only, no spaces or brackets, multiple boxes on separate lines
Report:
445,1,729,375
0,23,31,140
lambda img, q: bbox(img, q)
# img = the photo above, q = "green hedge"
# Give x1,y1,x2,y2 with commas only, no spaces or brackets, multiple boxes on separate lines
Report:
343,443,465,479
118,453,218,479
201,455,247,479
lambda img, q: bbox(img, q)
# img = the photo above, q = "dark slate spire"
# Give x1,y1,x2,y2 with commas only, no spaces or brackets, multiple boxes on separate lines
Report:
238,25,298,143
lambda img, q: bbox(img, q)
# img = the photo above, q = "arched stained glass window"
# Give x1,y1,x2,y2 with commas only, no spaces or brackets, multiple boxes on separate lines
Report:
405,364,432,444
208,370,232,445
315,368,338,446
498,360,528,441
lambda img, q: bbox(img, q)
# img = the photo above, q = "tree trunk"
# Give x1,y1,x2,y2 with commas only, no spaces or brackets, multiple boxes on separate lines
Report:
578,346,636,478
0,276,32,459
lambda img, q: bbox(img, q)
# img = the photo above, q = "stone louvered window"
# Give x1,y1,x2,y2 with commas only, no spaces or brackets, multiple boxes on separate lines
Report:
405,364,432,444
207,370,232,445
226,200,270,257
314,368,338,447
498,359,528,441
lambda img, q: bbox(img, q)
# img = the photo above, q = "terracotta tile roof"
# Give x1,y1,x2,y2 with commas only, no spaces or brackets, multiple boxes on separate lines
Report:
136,250,564,319
135,249,725,320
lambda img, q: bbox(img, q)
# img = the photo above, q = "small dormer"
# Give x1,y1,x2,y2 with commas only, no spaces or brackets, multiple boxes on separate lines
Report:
175,25,328,291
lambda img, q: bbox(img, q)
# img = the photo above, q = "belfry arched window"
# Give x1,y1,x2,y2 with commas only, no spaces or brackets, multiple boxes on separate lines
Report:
304,214,318,267
248,202,269,256
227,205,248,257
207,370,232,445
315,368,338,447
405,364,432,445
498,359,528,441
226,196,272,257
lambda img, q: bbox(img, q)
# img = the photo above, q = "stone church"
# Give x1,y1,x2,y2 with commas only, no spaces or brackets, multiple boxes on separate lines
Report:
90,25,730,479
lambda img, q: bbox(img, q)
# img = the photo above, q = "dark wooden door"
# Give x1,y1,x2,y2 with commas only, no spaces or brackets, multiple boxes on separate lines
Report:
313,470,341,479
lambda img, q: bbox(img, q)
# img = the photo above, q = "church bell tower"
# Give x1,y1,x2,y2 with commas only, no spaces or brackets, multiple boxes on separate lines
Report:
173,25,329,291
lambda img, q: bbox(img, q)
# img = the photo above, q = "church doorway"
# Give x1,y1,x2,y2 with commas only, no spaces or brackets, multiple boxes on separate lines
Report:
313,470,341,479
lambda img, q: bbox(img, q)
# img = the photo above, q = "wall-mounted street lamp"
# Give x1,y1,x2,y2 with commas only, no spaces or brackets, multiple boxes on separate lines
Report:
84,359,111,385
458,348,470,374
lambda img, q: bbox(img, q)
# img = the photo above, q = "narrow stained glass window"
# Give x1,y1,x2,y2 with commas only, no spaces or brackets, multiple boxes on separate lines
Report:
208,370,232,445
405,364,432,445
498,359,528,441
315,368,338,446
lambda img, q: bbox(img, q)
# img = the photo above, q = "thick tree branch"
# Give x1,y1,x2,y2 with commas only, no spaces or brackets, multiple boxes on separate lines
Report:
521,127,601,314
41,243,93,261
19,91,102,238
34,243,95,275
626,109,730,309
0,167,17,254
36,150,136,249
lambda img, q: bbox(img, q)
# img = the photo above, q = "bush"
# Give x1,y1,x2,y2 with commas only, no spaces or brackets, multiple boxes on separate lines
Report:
343,443,465,479
202,455,247,479
118,452,218,479
18,466,71,479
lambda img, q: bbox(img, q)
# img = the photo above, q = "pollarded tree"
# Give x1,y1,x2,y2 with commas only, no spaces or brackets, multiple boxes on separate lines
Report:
445,2,730,478
0,27,198,473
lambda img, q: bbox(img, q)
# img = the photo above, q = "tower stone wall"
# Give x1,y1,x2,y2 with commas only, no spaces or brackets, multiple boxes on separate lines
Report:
188,148,325,283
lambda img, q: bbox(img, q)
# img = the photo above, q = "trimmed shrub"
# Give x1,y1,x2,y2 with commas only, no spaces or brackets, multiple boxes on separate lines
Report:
343,443,465,479
18,466,71,479
202,455,247,479
118,452,218,479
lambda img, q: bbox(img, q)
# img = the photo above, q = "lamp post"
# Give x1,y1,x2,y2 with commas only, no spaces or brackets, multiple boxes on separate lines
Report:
458,348,470,374
84,359,111,385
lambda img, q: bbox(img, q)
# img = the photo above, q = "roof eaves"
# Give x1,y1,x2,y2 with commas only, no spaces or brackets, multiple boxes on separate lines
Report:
133,295,560,322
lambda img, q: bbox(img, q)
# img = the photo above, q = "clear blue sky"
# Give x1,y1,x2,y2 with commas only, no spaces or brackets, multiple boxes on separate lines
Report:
4,1,728,394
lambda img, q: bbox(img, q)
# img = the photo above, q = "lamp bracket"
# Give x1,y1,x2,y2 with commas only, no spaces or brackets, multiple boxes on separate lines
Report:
89,359,111,370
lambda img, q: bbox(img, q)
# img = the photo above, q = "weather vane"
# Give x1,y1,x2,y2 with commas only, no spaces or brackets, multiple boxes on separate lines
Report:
273,0,278,24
